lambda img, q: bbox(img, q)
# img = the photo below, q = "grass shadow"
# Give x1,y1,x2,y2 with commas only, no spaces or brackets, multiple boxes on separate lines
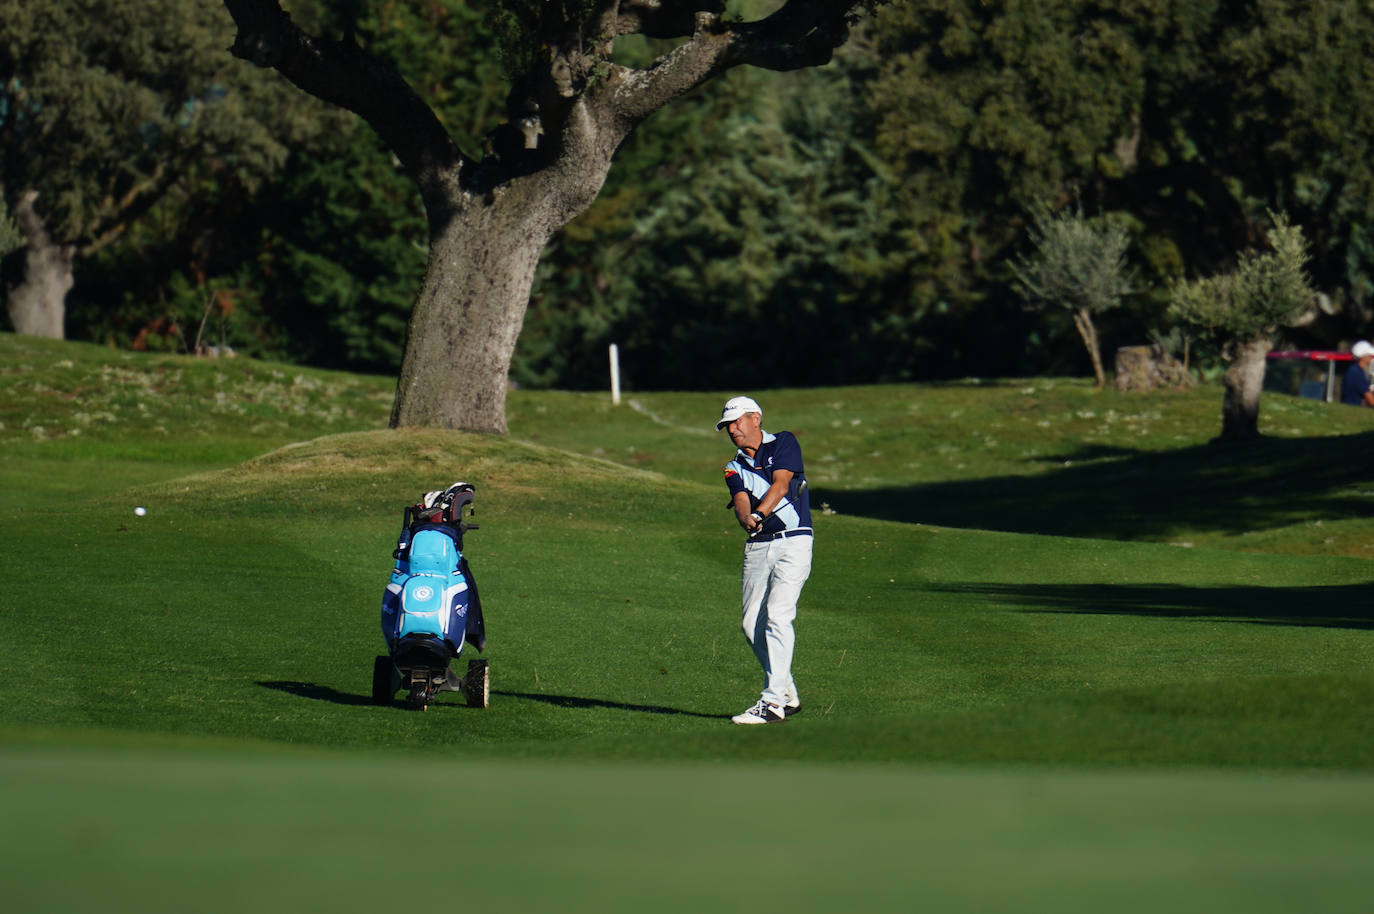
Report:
493,690,723,719
1025,443,1140,464
923,581,1374,631
255,682,723,718
258,681,375,706
816,430,1374,542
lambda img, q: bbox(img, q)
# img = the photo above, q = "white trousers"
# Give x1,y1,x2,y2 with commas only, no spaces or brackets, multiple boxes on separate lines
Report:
740,534,813,707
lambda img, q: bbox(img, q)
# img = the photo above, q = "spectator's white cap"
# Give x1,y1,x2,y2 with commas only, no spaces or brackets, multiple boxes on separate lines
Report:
716,396,762,430
1353,340,1374,360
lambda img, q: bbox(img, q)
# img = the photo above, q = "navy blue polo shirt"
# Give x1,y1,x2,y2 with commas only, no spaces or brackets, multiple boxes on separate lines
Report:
1342,362,1371,406
724,431,812,537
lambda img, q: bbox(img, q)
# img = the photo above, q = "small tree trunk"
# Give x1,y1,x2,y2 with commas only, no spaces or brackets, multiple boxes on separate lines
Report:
1072,307,1106,388
1218,336,1271,441
5,190,72,339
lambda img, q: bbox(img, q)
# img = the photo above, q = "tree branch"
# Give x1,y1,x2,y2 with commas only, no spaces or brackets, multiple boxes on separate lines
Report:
610,0,724,39
727,0,857,70
82,162,177,258
605,1,860,125
12,189,49,248
222,0,466,206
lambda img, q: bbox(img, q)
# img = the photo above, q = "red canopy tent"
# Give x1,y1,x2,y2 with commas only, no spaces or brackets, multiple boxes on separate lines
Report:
1265,350,1354,402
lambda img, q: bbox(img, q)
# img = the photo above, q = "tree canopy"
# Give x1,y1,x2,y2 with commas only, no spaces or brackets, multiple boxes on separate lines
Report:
864,0,1374,359
1169,213,1317,346
7,0,1373,398
0,0,336,338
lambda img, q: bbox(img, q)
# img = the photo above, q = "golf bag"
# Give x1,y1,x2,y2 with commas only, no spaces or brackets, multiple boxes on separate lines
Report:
372,482,489,710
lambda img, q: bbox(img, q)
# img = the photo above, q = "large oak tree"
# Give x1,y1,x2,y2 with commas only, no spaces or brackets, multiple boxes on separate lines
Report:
223,0,875,433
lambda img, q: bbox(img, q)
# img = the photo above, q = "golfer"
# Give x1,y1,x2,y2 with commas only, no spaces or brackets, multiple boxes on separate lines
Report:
716,396,812,725
1341,340,1374,407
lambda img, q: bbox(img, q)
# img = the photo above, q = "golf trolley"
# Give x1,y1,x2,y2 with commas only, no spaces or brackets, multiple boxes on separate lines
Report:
372,482,489,711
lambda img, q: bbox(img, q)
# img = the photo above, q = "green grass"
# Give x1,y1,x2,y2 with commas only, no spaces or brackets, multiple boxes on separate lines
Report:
508,381,1374,559
4,333,1374,911
6,747,1373,914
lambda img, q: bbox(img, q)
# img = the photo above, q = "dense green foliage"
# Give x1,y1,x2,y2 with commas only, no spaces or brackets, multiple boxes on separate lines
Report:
5,1,1373,388
864,0,1374,367
66,0,499,366
525,64,925,389
530,0,1374,386
0,0,337,336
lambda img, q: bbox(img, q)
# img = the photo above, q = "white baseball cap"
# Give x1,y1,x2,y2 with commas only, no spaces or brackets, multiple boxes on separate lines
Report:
1353,340,1374,359
715,396,762,430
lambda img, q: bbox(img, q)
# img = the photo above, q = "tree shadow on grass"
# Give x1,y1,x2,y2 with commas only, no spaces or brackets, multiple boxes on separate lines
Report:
815,430,1374,542
1024,443,1140,465
923,581,1374,631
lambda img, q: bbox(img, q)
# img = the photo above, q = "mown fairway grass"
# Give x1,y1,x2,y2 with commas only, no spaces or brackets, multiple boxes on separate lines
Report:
3,334,1374,911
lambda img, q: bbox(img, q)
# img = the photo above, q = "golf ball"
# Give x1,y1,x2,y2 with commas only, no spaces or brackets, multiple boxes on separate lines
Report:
134,506,147,516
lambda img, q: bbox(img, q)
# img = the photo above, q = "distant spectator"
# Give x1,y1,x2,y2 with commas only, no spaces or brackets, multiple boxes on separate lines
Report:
1341,340,1374,407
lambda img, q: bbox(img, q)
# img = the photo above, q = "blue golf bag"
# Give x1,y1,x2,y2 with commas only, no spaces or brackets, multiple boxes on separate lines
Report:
372,482,488,710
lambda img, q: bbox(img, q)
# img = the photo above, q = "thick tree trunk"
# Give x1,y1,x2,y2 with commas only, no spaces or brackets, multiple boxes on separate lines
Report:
1217,336,1271,441
390,196,556,434
5,190,72,339
223,0,859,434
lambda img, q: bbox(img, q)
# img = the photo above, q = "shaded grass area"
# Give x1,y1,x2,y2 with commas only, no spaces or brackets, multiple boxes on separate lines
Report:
509,382,1374,558
826,431,1374,557
932,580,1374,630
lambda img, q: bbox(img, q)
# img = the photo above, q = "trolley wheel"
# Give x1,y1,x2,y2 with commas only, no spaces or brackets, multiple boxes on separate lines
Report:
371,655,397,705
464,659,490,708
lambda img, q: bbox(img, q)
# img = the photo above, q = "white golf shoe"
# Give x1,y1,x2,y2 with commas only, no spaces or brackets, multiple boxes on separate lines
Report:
731,699,786,725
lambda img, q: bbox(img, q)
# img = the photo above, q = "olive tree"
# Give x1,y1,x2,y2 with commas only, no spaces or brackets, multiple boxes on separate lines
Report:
223,0,877,433
1012,204,1133,388
1168,213,1318,441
